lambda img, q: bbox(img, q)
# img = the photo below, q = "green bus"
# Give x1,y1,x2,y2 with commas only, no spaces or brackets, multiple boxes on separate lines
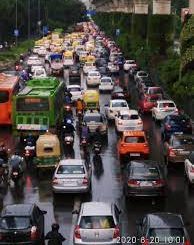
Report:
12,77,64,136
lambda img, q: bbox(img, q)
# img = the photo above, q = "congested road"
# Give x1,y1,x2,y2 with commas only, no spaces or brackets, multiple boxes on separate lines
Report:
1,66,194,244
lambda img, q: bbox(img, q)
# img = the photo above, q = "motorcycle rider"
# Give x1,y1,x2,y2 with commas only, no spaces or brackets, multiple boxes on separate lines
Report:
93,127,102,143
45,223,66,245
63,119,75,136
81,122,89,141
9,151,24,176
0,142,8,163
76,98,85,115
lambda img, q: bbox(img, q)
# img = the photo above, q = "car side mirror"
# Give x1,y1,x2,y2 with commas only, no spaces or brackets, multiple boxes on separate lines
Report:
41,210,47,215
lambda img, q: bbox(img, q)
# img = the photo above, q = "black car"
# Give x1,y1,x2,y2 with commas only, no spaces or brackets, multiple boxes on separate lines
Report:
0,204,47,244
123,160,167,198
111,86,131,102
161,114,192,141
136,213,191,245
69,65,80,81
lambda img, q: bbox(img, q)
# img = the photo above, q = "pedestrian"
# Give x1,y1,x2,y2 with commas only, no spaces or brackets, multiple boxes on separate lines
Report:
45,223,66,245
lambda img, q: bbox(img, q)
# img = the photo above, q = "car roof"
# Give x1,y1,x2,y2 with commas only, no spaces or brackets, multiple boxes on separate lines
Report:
147,213,184,228
101,76,111,80
157,100,175,103
2,204,34,216
81,202,113,216
59,159,84,166
123,131,145,137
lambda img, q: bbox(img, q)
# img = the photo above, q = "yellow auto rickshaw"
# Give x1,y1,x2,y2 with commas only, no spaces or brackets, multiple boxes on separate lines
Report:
33,132,61,170
86,55,96,63
83,90,100,110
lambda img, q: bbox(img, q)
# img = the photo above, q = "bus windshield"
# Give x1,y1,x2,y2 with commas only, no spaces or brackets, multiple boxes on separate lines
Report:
0,91,9,103
16,98,49,111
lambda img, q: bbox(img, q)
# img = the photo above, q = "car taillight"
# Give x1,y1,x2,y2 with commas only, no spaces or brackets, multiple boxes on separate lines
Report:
25,150,30,154
190,166,194,173
137,121,143,125
113,225,120,238
83,177,88,185
152,179,165,187
141,237,149,245
128,179,140,187
165,124,171,130
184,240,191,245
31,226,39,240
74,225,81,239
143,143,149,148
118,121,123,125
168,147,176,157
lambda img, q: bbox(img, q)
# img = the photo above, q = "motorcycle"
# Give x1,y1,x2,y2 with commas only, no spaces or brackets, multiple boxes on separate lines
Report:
64,104,73,116
63,132,74,147
10,168,23,185
80,137,88,157
93,141,102,155
24,138,36,167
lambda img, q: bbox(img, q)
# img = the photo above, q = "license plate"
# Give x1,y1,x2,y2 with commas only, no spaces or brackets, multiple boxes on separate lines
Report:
130,153,140,157
179,151,190,155
140,181,152,187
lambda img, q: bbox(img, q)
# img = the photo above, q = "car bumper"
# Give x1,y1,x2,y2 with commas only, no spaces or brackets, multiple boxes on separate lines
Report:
87,80,100,86
74,240,118,245
0,241,40,245
99,85,113,91
52,185,90,193
117,125,143,132
125,187,166,197
168,155,189,163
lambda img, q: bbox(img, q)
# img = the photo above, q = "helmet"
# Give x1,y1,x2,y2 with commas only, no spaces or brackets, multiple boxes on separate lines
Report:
51,223,59,231
67,119,72,124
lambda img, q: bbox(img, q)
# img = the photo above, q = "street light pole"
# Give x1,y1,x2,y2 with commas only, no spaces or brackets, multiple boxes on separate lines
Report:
15,0,18,46
28,0,30,39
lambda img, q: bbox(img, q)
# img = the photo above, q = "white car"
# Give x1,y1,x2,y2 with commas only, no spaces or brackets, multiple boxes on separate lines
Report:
27,56,42,67
33,45,41,54
105,99,129,121
86,71,101,87
134,70,149,83
123,60,137,72
67,85,83,101
99,76,114,92
185,152,194,185
107,62,119,74
37,47,47,57
115,109,143,132
152,100,178,121
31,65,44,73
109,52,118,62
83,62,96,74
32,67,47,78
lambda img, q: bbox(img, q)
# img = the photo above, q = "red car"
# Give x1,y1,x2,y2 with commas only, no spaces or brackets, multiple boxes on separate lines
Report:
138,95,158,114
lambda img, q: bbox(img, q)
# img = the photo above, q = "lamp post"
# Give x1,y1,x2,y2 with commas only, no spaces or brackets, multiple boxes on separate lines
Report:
28,0,30,39
15,0,18,46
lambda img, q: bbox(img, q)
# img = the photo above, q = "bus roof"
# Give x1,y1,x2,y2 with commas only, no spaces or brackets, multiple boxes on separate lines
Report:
27,77,61,89
17,87,52,97
0,73,19,90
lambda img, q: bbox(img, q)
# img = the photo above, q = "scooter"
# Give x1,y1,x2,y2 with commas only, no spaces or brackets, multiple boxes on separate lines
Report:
63,132,74,147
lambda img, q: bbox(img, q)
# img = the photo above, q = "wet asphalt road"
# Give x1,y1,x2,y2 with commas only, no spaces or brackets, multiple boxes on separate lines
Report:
1,70,194,244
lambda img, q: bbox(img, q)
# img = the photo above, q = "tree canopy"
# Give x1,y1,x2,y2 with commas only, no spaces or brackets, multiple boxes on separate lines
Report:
0,0,85,42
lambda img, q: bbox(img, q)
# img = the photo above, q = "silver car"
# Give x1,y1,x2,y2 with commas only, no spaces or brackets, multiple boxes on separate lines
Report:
73,202,121,245
52,159,91,194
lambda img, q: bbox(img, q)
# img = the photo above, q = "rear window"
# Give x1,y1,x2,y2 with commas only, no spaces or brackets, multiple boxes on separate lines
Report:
0,91,9,103
149,88,163,95
124,136,145,143
159,103,175,108
173,137,194,147
131,167,159,179
84,115,103,123
101,79,111,83
120,114,139,120
149,228,185,243
57,165,85,174
80,216,115,229
112,101,127,108
0,217,30,230
69,87,81,92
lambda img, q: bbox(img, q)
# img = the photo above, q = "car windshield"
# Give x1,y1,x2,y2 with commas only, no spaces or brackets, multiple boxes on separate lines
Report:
112,101,127,107
124,136,145,143
173,137,194,147
131,166,159,179
149,228,185,243
35,70,45,76
57,165,85,174
169,116,190,124
0,216,30,230
84,115,103,123
159,103,175,108
80,216,115,229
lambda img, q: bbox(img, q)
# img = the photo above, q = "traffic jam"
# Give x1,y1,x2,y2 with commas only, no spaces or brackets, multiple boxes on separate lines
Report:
0,20,193,244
